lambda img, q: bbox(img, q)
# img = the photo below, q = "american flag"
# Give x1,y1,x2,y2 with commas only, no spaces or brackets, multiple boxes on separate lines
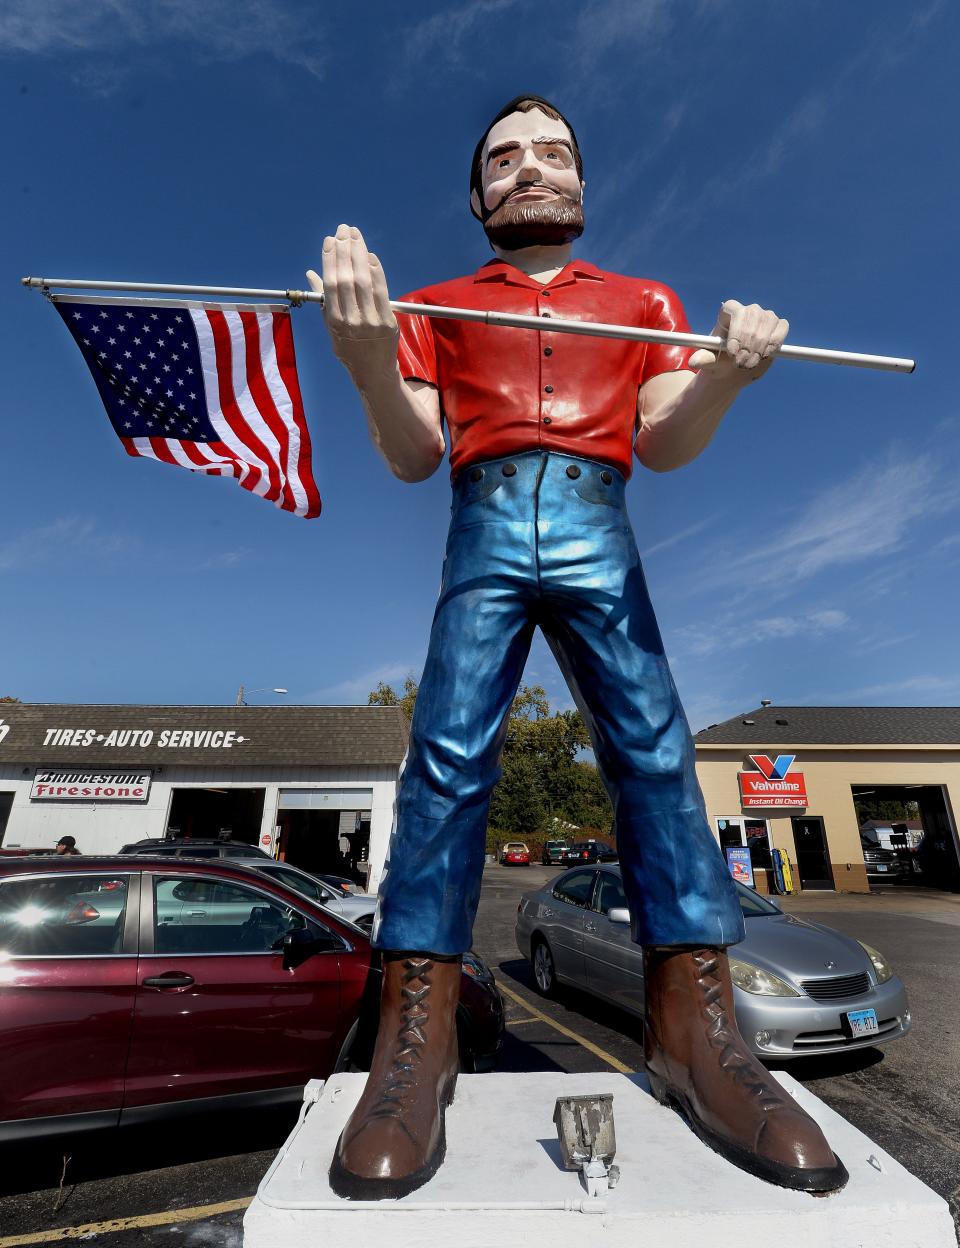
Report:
54,295,321,518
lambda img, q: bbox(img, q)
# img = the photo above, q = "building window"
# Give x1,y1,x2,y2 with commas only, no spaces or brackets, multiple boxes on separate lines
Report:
716,817,772,869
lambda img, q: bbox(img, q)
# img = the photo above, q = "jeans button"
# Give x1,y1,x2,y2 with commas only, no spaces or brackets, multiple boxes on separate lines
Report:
566,464,581,479
502,463,517,477
600,470,613,485
469,466,483,482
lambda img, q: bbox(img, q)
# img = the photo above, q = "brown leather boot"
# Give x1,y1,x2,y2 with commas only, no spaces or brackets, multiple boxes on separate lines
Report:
644,946,848,1192
329,953,461,1200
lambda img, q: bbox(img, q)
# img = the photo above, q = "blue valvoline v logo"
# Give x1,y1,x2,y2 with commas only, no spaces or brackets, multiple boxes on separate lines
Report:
749,754,796,780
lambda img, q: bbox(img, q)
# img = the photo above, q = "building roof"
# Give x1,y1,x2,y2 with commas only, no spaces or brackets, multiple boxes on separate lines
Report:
694,705,960,747
0,704,409,769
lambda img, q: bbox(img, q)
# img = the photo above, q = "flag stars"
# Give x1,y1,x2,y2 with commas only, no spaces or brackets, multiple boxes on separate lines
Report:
175,315,183,323
90,325,100,334
134,337,142,345
99,311,109,319
125,311,134,318
139,363,147,371
148,351,156,359
186,366,194,375
166,389,173,398
163,364,171,372
151,313,159,320
189,392,197,400
124,351,132,359
73,312,83,320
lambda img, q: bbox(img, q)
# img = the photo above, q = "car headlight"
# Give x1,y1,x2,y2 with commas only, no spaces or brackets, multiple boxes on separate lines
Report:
859,942,893,984
729,956,800,997
462,952,494,983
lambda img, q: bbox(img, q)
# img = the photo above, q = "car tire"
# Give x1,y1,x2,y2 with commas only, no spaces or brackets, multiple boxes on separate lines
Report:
531,936,558,998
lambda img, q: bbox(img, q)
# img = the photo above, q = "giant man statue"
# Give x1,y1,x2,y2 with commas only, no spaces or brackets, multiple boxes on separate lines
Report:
308,95,847,1200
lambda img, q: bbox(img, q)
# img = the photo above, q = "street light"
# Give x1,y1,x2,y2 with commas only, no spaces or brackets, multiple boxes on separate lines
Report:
235,686,288,706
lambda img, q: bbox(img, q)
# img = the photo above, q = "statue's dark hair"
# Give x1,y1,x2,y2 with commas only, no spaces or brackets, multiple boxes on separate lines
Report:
470,94,583,218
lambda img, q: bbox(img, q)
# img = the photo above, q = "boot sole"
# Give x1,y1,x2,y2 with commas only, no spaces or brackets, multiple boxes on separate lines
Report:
646,1070,849,1194
328,1071,458,1201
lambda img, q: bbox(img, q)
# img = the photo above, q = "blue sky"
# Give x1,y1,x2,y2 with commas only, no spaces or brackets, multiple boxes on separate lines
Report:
2,0,957,729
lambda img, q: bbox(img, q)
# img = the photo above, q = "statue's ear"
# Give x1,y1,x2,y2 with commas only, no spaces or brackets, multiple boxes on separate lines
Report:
470,187,483,221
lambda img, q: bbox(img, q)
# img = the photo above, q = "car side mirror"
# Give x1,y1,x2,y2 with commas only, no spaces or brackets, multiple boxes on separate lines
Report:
606,907,631,925
282,927,318,971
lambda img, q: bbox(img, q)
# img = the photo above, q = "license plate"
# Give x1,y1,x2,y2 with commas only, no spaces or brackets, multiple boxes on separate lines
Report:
876,864,888,872
845,1008,879,1037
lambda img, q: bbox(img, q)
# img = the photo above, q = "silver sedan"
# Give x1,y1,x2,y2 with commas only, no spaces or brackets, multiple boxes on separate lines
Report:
516,865,911,1060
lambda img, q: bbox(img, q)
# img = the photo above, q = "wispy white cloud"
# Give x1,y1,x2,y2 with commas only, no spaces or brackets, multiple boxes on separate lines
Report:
301,660,422,705
0,0,328,80
639,514,717,560
401,0,521,67
198,548,254,570
682,448,957,601
830,674,960,702
0,518,131,571
675,607,849,659
612,0,947,257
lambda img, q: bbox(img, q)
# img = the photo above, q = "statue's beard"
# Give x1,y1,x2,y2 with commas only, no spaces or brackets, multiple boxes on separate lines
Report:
483,193,584,251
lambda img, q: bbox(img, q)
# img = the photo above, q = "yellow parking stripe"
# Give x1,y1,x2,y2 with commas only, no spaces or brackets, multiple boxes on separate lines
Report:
497,980,634,1074
0,1196,251,1246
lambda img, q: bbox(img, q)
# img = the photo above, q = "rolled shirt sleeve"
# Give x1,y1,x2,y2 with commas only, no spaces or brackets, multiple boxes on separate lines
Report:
639,282,695,386
396,290,438,386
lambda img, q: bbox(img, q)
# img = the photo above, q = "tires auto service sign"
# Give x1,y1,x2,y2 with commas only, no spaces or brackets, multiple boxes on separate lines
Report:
738,754,808,809
31,770,152,803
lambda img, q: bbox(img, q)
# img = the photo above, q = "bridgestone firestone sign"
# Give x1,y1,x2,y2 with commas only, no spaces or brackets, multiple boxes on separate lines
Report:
31,770,152,803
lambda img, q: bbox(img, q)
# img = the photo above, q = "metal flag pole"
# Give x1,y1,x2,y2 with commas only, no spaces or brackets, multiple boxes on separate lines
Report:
21,275,916,374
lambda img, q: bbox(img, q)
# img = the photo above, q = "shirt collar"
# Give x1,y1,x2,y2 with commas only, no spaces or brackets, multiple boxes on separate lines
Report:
474,258,606,290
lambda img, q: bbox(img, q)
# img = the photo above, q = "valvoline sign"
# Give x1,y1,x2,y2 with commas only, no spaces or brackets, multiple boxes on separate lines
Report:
738,754,808,809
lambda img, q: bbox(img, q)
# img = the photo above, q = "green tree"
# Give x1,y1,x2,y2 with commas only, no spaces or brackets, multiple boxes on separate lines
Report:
368,676,418,722
366,677,613,844
853,797,920,824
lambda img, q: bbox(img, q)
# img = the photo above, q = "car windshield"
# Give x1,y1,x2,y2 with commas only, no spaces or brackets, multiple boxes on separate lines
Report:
256,863,327,901
735,882,781,917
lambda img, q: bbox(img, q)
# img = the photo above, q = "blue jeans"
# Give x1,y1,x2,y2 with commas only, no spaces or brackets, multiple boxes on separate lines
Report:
374,450,745,955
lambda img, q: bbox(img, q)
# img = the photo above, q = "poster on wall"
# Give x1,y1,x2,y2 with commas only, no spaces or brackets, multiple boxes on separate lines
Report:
725,846,755,888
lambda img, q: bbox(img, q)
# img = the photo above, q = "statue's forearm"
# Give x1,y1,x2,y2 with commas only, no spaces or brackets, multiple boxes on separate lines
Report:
347,361,445,482
634,368,750,473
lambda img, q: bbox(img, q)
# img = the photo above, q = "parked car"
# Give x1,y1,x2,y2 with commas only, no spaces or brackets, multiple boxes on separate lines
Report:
500,842,531,866
317,873,364,895
860,837,905,883
560,840,618,864
516,864,910,1060
236,858,377,930
541,840,571,866
117,837,272,860
0,856,503,1143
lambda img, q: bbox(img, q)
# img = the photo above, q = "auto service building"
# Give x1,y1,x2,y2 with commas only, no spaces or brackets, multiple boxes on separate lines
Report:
0,704,408,894
695,704,960,895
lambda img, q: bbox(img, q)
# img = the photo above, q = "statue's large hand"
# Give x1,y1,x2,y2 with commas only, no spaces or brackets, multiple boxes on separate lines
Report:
689,300,789,383
306,224,398,375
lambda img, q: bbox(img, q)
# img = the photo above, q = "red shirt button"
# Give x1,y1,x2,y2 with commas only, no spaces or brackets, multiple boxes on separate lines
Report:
544,347,553,356
543,416,553,424
544,385,554,393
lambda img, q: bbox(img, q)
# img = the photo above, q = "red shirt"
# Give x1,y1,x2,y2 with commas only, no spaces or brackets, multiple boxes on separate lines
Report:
396,258,693,479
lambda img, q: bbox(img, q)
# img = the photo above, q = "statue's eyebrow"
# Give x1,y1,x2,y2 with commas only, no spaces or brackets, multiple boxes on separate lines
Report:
486,137,573,164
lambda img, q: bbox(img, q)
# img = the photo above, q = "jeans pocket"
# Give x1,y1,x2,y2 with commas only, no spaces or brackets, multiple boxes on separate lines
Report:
574,480,621,509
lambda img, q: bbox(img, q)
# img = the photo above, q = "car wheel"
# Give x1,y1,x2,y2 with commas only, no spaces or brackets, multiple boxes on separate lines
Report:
532,936,558,997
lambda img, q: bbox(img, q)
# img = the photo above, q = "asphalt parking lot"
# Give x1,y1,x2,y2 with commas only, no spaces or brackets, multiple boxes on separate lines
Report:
1,865,958,1245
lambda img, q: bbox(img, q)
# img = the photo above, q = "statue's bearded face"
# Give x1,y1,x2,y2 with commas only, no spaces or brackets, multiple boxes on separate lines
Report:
475,108,584,250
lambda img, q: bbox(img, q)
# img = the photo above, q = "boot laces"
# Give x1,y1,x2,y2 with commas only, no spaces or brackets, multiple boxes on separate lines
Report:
368,958,433,1126
693,950,785,1112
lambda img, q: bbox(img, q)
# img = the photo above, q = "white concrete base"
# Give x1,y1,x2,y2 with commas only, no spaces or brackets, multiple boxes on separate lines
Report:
243,1072,957,1248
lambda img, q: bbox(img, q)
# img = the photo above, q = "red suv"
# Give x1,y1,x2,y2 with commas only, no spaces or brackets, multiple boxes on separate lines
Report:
0,857,503,1142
